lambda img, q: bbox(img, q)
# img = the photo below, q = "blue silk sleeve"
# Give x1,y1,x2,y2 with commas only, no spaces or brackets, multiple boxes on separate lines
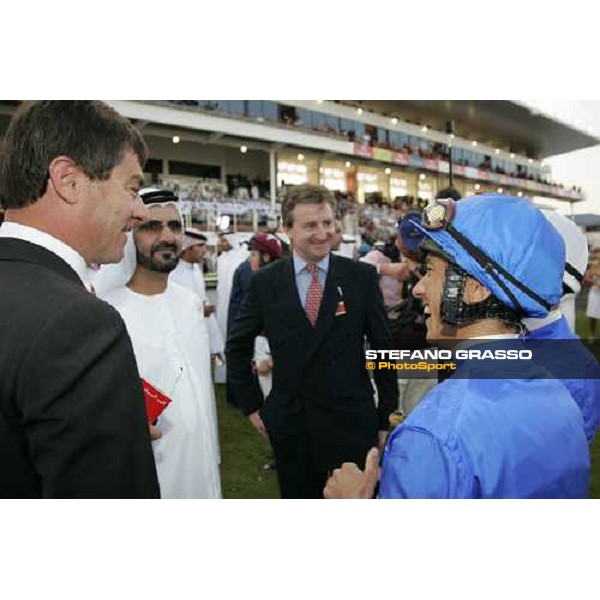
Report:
379,427,462,499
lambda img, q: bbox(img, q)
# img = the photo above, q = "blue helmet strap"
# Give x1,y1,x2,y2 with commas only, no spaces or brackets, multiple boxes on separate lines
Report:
446,225,552,313
441,262,521,328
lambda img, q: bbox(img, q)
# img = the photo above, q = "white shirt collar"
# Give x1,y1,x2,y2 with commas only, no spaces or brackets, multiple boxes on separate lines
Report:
454,333,519,352
0,222,92,291
522,308,562,332
469,333,520,340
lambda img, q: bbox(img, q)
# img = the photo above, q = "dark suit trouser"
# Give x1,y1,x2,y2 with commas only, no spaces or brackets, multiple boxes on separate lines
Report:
267,412,328,499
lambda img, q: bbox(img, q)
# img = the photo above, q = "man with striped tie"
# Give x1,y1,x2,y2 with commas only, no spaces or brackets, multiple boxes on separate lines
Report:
226,184,398,498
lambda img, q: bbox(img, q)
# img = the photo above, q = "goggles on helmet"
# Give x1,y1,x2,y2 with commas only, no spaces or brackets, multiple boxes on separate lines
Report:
422,198,457,230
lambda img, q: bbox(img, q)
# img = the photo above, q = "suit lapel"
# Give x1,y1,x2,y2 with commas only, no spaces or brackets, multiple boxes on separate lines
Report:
279,257,312,331
0,238,84,287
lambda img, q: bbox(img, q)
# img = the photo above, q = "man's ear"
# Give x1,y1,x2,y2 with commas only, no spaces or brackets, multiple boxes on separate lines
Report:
464,277,491,304
47,156,84,205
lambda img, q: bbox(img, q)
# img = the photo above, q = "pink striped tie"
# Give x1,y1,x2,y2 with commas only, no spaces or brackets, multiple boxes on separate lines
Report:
305,263,323,327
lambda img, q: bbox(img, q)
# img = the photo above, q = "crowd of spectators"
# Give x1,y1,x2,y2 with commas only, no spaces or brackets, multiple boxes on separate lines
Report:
160,101,582,195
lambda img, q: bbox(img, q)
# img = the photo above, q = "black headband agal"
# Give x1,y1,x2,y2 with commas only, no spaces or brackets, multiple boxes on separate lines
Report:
139,188,179,205
185,229,207,242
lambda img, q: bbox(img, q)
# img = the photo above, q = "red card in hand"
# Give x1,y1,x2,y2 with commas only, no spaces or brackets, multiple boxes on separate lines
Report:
142,378,172,422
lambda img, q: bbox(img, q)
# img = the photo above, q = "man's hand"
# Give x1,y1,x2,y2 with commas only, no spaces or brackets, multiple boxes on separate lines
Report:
149,423,162,441
203,303,216,317
323,448,380,499
256,359,273,375
248,411,269,443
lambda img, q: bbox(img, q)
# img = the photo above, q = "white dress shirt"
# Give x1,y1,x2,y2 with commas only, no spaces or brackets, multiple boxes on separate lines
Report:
0,222,93,291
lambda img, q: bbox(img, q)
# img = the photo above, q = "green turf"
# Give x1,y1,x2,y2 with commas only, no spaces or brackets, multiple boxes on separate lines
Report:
574,310,600,498
217,311,600,498
216,384,280,499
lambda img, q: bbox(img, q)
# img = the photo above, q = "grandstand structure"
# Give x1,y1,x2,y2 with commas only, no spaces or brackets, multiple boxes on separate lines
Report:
1,100,598,232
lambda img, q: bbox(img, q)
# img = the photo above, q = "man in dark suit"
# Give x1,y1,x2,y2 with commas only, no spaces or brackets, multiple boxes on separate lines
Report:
226,184,398,498
0,101,160,498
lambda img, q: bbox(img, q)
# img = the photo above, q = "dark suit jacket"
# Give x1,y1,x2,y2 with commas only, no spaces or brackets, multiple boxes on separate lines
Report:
227,259,253,337
226,254,398,471
0,238,160,498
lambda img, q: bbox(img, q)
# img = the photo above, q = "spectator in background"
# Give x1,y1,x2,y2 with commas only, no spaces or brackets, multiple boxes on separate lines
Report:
586,249,600,342
170,228,224,358
360,240,402,307
215,232,249,385
435,186,462,201
524,209,600,444
171,230,210,297
228,233,283,336
226,233,282,408
360,218,377,246
331,220,343,253
390,212,436,416
540,210,588,332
